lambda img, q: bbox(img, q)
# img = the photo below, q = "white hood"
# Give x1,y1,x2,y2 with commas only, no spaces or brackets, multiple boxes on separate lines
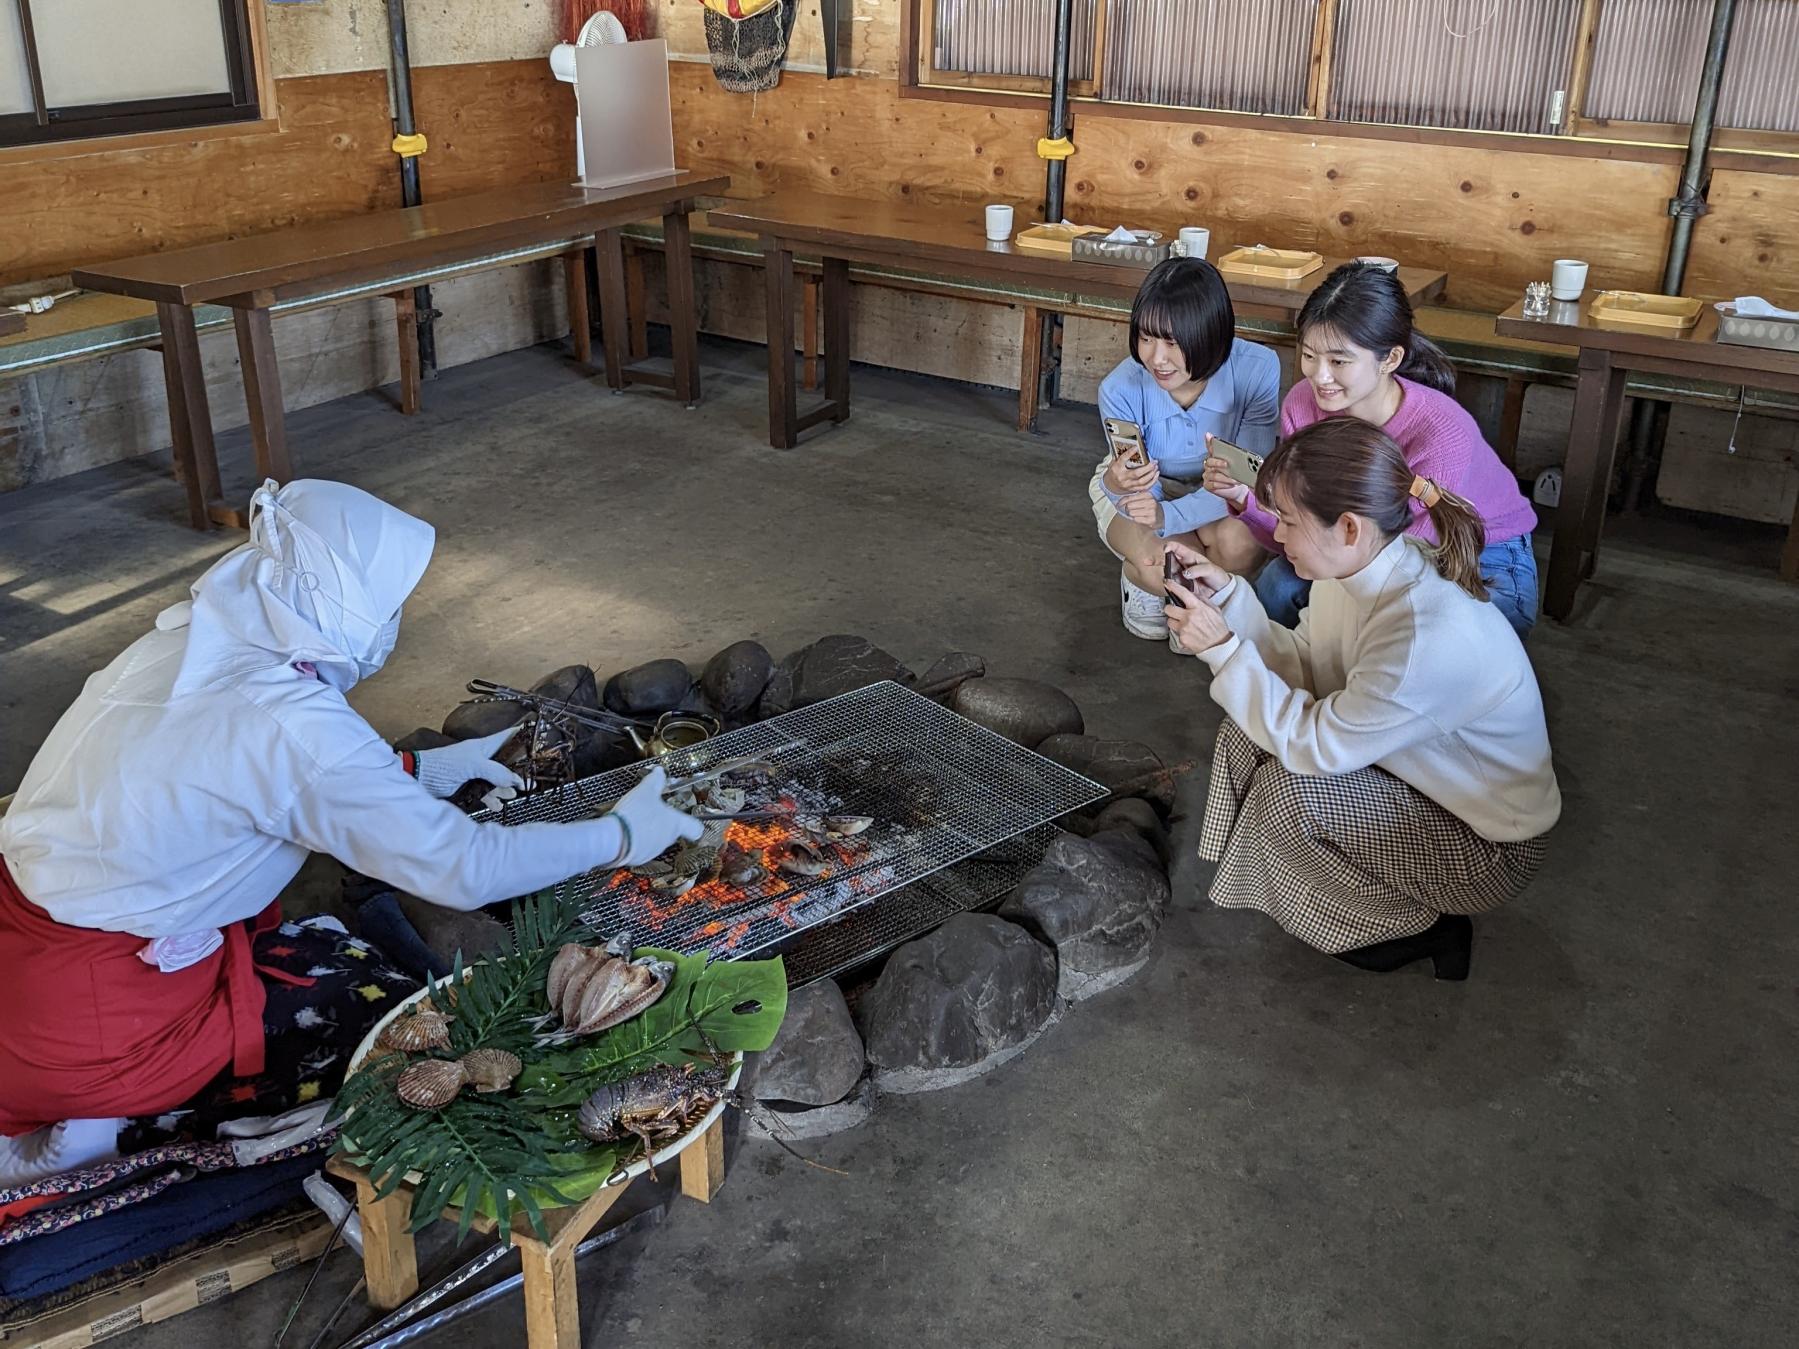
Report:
125,479,436,701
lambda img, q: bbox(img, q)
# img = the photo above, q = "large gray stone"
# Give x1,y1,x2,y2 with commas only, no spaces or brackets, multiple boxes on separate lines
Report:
791,634,914,709
393,727,455,754
1037,733,1172,810
701,640,774,717
1090,797,1173,868
442,698,529,741
530,663,600,711
397,895,511,967
859,913,1057,1092
573,726,640,777
951,677,1083,749
745,1079,875,1141
603,659,693,717
916,651,986,702
755,647,805,720
999,831,1170,1001
749,980,865,1107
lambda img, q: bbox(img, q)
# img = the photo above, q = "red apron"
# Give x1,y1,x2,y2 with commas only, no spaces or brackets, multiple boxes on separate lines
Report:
0,858,290,1136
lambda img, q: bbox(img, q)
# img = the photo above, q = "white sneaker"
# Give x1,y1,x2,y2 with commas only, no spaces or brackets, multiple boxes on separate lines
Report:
1120,571,1169,640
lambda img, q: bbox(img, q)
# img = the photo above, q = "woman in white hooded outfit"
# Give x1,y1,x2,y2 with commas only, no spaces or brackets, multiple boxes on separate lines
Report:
0,479,700,1181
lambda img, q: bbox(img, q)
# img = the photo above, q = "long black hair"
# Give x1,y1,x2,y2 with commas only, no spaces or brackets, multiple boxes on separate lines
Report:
1129,258,1235,383
1295,262,1456,395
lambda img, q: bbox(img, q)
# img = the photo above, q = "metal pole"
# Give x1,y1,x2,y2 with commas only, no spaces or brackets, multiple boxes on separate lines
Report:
387,0,437,376
1622,0,1737,512
1043,0,1075,223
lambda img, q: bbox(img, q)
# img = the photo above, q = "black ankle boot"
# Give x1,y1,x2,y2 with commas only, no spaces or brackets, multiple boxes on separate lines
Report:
1333,914,1472,981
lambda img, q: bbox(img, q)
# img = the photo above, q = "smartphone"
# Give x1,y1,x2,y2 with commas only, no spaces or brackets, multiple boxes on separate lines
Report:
1208,436,1265,490
1104,417,1149,471
1162,551,1187,608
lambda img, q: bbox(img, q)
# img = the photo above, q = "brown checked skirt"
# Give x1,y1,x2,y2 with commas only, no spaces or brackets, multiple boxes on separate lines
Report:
1198,720,1548,953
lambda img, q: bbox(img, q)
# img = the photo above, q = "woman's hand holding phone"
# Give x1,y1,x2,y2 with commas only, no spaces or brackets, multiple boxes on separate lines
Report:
1162,539,1231,600
1201,433,1251,509
1103,452,1160,497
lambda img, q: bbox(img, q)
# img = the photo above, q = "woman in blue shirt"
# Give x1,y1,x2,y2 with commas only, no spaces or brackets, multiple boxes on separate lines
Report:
1089,259,1280,644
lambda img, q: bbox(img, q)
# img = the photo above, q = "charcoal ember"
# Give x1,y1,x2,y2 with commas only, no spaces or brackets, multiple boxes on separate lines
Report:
1089,797,1172,868
1000,831,1169,1001
574,726,641,776
1035,734,1171,810
746,980,864,1107
858,913,1056,1091
951,677,1083,749
530,664,600,711
916,651,986,703
791,634,914,709
393,727,455,754
701,640,774,717
755,647,805,720
442,699,529,741
602,659,693,717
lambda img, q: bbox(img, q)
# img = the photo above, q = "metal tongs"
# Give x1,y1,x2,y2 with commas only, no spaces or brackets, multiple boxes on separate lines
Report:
464,678,651,735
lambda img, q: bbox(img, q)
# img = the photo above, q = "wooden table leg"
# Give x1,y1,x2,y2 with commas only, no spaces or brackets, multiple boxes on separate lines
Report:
233,308,292,484
154,302,216,530
1497,375,1527,473
764,242,798,448
1019,306,1045,432
562,250,593,367
350,1175,419,1311
679,1116,727,1203
594,229,629,391
664,208,702,406
802,276,819,391
1782,486,1799,584
392,293,422,415
518,1234,581,1349
822,255,850,425
1544,347,1628,621
625,248,649,361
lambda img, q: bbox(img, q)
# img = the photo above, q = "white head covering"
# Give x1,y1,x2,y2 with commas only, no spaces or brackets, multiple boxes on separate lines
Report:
152,479,436,698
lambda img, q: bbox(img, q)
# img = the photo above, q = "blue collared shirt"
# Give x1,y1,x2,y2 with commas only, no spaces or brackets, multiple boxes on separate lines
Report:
1097,339,1280,535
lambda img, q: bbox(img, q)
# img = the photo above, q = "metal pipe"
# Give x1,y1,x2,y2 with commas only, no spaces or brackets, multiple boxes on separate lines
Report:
1042,0,1075,223
1621,0,1737,513
387,0,437,375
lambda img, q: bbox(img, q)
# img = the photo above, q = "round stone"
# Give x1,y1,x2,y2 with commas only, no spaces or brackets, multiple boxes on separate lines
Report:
951,677,1083,749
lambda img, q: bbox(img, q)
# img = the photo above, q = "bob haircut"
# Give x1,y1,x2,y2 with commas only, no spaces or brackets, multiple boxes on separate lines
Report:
1128,258,1236,384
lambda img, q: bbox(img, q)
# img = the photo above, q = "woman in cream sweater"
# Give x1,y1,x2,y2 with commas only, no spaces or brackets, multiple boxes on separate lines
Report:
1163,418,1560,980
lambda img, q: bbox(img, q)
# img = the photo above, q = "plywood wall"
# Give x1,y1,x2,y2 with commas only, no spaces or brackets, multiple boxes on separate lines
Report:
1,62,572,287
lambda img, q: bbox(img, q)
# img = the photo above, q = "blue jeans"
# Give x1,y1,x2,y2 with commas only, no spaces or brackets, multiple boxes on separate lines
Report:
1251,536,1541,638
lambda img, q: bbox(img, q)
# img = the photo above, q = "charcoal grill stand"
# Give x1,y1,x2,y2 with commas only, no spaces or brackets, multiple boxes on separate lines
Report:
325,1118,724,1349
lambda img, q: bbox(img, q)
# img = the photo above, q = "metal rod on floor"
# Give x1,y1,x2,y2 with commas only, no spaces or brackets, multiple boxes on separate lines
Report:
387,0,437,377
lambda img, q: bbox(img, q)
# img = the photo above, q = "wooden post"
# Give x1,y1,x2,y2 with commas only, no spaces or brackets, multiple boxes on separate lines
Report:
1018,306,1045,432
349,1174,419,1310
594,229,630,391
822,256,850,425
1497,375,1527,472
664,207,702,407
764,242,799,448
1781,489,1799,583
1544,347,1628,620
1304,0,1340,120
517,1237,581,1349
679,1116,727,1203
392,292,422,415
562,249,593,367
233,308,292,483
625,247,649,361
802,275,819,391
154,302,212,530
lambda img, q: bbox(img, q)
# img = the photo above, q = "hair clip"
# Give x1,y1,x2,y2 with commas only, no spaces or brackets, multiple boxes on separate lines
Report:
1409,475,1442,508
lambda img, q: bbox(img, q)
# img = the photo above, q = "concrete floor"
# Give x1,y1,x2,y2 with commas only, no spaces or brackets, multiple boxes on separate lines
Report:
2,340,1795,1347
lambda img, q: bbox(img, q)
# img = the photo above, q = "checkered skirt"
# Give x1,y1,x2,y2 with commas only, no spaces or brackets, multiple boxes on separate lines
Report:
1198,720,1548,953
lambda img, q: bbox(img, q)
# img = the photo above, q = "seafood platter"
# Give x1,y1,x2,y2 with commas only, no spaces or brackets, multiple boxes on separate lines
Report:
476,681,1109,966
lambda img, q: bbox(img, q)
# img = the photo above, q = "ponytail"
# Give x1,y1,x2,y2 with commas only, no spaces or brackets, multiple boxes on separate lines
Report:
1260,420,1492,602
1297,262,1457,396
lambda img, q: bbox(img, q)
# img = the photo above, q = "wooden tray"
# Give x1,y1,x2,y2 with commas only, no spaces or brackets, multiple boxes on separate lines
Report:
1012,223,1106,258
1588,290,1703,331
1216,245,1324,281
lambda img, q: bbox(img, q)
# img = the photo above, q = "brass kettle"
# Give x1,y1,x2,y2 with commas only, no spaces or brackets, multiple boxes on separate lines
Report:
626,711,720,759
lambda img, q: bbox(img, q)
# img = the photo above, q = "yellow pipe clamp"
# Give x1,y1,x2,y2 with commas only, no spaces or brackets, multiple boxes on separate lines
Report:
391,132,428,159
1036,136,1075,161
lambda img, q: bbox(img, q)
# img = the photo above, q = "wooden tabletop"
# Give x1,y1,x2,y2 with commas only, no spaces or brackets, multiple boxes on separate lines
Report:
707,191,1447,312
1495,295,1799,380
70,172,730,308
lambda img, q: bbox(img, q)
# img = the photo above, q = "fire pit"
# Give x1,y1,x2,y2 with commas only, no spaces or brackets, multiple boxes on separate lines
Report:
474,682,1107,969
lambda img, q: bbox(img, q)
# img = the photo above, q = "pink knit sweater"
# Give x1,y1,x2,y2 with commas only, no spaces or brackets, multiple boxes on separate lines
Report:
1237,376,1538,549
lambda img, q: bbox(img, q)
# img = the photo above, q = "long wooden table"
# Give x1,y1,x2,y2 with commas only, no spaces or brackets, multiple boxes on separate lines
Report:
706,192,1446,449
1496,296,1799,619
72,173,728,529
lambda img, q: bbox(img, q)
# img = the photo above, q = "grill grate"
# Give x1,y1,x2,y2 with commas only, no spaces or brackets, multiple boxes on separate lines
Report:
478,681,1105,961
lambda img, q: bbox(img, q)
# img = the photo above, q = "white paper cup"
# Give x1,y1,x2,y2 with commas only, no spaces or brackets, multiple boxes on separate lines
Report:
1551,259,1589,301
1177,227,1210,260
985,204,1015,242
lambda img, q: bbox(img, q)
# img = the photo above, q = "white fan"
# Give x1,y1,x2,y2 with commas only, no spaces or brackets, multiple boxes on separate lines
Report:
549,12,629,178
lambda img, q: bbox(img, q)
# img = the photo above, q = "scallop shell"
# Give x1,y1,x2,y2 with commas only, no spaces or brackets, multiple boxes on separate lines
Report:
397,1057,467,1109
377,1007,454,1053
823,814,874,837
458,1047,523,1094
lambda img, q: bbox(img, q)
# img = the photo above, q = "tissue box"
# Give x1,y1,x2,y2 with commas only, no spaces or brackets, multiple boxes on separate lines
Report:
1717,306,1799,353
1072,233,1171,269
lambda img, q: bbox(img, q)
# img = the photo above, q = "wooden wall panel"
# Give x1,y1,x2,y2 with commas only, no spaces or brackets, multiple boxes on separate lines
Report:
1685,170,1799,309
1,62,573,288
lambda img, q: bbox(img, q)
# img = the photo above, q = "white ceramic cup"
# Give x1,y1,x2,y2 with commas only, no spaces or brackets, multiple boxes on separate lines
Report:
985,204,1015,242
1551,258,1589,301
1177,226,1211,260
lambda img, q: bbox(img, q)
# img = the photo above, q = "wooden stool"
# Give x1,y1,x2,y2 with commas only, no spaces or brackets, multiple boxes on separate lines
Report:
325,1115,726,1349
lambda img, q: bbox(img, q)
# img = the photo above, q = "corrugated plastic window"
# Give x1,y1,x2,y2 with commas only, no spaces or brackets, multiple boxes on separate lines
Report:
1102,0,1318,115
1584,0,1799,133
932,0,1098,81
1330,0,1582,134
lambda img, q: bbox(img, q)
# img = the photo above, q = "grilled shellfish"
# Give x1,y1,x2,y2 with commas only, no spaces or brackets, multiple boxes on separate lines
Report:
545,932,673,1035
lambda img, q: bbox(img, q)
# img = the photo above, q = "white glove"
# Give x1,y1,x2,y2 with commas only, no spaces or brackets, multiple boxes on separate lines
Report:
414,727,527,800
606,766,704,867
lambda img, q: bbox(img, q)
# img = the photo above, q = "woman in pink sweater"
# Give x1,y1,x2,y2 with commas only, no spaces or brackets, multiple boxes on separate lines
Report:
1204,263,1540,636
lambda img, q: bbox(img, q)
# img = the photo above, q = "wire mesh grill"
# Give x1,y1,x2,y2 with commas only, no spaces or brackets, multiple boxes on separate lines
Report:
477,681,1106,961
